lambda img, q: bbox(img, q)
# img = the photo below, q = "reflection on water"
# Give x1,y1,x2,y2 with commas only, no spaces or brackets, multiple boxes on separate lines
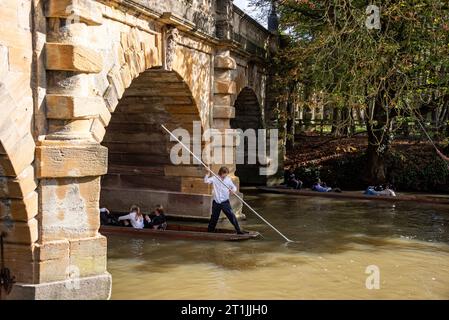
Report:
108,192,449,299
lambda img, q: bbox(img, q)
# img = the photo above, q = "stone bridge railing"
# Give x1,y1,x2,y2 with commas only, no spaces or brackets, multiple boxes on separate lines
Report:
105,0,275,59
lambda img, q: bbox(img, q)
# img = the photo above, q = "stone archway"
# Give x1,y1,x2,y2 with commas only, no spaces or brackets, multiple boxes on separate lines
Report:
100,68,210,217
0,81,37,293
230,87,265,185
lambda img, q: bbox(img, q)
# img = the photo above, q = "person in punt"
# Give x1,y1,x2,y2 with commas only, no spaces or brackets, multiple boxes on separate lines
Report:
204,166,248,235
285,168,303,190
145,205,167,230
118,205,145,229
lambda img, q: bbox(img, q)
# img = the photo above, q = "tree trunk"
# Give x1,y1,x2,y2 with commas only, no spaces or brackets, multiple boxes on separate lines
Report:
365,95,395,185
365,135,387,185
331,107,341,136
286,99,295,151
285,85,296,151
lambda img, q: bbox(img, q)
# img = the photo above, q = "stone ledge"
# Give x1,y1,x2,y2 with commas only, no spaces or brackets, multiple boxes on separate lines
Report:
45,43,103,73
46,94,105,119
36,142,108,178
6,273,112,300
46,0,103,26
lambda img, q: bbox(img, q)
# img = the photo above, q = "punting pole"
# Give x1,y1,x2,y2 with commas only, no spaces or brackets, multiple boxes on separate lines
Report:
161,125,293,243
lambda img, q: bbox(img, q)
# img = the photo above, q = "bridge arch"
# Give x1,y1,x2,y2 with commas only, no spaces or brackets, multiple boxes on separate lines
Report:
100,68,210,216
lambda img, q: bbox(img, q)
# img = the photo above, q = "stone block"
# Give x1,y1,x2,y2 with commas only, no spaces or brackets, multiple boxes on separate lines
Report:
3,243,37,284
91,118,106,142
0,130,35,177
214,80,237,94
36,142,108,178
213,105,235,119
46,94,105,119
214,93,232,106
45,43,103,73
0,165,37,199
36,240,70,261
103,84,119,112
2,218,38,244
69,235,107,277
107,67,125,99
119,63,132,89
0,191,38,222
164,165,205,177
45,0,103,26
39,176,101,241
8,273,112,300
181,177,212,195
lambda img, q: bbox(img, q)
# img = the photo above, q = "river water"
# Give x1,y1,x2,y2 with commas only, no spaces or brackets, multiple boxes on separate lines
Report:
108,191,449,299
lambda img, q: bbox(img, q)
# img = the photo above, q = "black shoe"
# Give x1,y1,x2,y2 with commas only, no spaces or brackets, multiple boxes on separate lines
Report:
237,230,249,235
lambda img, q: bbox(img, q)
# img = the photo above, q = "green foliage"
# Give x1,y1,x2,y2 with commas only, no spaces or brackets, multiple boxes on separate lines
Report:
295,150,449,192
386,150,449,192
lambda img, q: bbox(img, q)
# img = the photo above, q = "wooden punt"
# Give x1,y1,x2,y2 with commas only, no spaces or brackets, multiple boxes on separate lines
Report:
257,186,449,205
100,224,261,241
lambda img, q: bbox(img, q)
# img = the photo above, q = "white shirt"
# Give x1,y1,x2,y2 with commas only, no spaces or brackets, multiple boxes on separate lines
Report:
118,211,145,229
204,175,237,204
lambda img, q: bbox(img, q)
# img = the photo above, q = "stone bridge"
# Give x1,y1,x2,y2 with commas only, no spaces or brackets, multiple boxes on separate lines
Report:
0,0,280,299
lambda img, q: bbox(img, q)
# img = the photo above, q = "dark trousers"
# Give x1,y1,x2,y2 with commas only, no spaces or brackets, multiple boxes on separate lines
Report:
208,200,241,233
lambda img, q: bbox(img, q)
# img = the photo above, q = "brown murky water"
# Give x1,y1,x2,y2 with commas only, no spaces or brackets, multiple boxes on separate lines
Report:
107,192,449,299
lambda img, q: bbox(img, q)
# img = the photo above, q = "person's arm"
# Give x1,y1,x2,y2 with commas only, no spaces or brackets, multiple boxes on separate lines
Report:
226,177,237,193
118,212,134,221
204,174,214,184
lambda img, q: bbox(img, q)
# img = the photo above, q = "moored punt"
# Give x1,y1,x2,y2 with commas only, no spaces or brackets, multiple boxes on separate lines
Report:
100,224,261,241
257,186,449,205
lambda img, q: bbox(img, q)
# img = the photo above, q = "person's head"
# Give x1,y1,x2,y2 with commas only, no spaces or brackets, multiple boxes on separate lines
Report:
130,205,142,220
315,178,321,185
218,166,230,179
155,205,164,216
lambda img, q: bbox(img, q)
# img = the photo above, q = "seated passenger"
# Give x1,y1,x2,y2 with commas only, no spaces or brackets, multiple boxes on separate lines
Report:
364,186,379,196
100,207,120,226
286,169,303,190
364,184,396,197
145,205,167,230
99,207,110,225
118,205,144,229
312,179,332,192
378,184,396,197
